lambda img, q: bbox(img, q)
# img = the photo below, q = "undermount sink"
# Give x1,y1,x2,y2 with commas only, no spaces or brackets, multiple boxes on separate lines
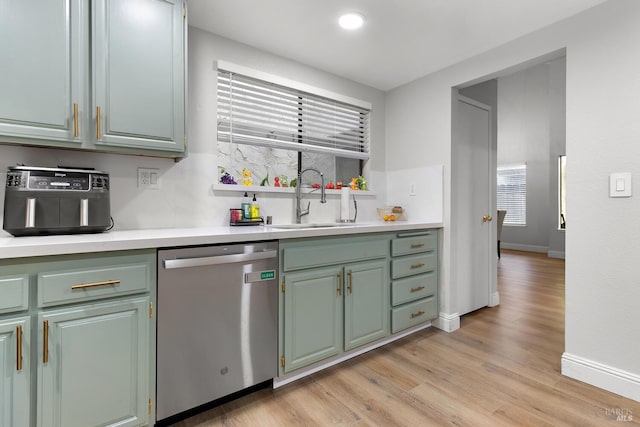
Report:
270,222,352,229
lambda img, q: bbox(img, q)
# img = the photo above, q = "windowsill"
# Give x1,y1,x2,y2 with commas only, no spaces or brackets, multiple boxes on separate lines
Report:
212,182,377,197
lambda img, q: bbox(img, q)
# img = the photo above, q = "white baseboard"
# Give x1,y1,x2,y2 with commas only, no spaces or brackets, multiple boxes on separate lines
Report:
489,292,500,307
501,243,548,253
433,312,460,332
547,250,565,259
561,352,640,402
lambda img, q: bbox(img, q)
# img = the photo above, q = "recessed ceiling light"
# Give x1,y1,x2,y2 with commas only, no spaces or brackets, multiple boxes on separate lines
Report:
338,12,365,30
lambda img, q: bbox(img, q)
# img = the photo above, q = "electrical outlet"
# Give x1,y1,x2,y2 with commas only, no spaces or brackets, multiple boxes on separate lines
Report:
138,168,160,189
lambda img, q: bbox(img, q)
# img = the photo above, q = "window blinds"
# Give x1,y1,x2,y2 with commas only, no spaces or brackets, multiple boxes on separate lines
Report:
217,69,370,160
497,164,526,225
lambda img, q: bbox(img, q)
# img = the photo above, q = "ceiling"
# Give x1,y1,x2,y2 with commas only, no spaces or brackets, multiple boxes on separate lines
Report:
188,0,607,91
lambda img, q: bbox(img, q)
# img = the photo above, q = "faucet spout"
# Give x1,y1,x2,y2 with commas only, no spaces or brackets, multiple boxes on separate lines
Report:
295,168,326,223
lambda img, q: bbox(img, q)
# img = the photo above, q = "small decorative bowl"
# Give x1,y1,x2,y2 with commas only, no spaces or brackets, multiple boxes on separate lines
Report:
376,207,404,221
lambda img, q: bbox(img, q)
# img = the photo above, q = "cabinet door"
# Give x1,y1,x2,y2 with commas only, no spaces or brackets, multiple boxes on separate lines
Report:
93,0,185,152
283,267,342,373
38,297,149,427
344,260,389,351
0,0,85,145
0,317,30,427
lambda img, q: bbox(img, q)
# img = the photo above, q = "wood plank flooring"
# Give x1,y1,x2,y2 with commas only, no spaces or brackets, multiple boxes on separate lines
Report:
170,250,639,426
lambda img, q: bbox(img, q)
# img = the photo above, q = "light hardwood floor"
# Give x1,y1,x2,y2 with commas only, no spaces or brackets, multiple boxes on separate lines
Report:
171,250,639,426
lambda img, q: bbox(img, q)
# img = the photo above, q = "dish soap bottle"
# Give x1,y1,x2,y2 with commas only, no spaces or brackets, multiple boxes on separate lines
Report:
241,192,251,219
250,194,260,219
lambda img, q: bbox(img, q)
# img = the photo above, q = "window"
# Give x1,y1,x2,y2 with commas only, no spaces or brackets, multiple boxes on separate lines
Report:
216,62,370,187
559,155,566,229
497,164,526,225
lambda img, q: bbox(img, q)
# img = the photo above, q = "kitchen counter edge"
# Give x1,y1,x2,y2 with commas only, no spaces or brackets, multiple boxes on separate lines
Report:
0,222,443,260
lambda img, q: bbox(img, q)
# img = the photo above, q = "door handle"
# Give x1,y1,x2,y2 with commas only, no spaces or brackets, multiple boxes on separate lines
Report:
482,215,493,222
337,271,343,296
43,320,49,364
347,270,353,294
163,250,277,269
16,325,23,371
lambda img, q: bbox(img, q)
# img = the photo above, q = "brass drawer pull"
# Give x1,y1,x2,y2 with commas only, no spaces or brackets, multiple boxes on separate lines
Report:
43,320,49,364
16,325,23,371
410,243,425,249
347,270,353,294
410,285,425,293
337,271,343,296
411,310,425,319
71,279,121,290
410,263,425,269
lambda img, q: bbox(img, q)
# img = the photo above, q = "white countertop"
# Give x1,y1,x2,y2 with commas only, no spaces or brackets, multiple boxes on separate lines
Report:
0,221,442,260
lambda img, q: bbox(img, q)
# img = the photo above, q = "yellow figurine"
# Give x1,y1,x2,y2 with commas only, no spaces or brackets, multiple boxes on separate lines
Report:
241,168,253,186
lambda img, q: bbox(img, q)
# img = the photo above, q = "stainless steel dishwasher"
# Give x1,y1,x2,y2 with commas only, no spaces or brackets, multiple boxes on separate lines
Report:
156,241,278,421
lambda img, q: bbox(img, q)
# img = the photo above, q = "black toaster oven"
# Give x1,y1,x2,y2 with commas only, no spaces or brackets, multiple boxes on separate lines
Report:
3,166,111,236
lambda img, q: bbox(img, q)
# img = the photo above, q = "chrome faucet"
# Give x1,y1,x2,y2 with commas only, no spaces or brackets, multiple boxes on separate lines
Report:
295,168,327,223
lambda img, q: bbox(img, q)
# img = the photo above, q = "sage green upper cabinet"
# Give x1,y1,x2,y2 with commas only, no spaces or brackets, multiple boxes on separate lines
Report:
0,0,185,157
93,0,186,153
0,0,85,145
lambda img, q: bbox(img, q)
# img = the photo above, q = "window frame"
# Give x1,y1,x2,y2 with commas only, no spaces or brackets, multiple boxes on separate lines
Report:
496,163,527,226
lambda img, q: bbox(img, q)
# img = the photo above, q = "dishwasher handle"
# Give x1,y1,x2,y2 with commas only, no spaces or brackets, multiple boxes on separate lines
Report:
163,249,277,270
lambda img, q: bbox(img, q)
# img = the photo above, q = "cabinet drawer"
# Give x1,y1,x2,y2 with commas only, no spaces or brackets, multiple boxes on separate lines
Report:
283,239,388,271
391,296,437,333
38,252,154,307
391,232,437,257
391,272,437,307
0,274,29,314
391,253,436,279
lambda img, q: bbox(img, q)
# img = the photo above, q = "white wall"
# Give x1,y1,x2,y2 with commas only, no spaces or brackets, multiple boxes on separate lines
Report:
386,0,640,401
0,28,387,233
497,58,566,257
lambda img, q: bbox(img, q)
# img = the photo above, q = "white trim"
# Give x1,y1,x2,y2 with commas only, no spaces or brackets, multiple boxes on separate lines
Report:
489,292,500,307
273,322,432,388
561,352,640,402
216,60,372,110
501,243,548,253
547,250,565,259
432,312,460,333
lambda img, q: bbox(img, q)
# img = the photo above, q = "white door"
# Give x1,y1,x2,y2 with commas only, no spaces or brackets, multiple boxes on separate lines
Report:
452,94,495,315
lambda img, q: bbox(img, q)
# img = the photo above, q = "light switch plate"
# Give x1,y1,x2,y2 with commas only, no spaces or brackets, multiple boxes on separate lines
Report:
609,172,631,197
138,168,160,189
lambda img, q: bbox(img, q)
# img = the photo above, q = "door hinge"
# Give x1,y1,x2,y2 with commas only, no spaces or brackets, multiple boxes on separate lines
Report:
183,2,187,19
280,355,285,368
148,398,153,414
149,302,154,318
280,280,285,293
183,134,187,148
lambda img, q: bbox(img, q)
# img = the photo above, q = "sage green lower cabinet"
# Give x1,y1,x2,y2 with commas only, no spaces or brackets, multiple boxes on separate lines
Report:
0,249,156,427
344,260,388,351
38,297,149,427
283,267,343,373
0,316,31,427
280,234,391,374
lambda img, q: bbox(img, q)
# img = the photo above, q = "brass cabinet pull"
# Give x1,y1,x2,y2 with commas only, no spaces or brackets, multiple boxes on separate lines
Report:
410,263,425,269
410,243,425,249
16,325,23,371
347,270,353,294
96,106,101,139
71,279,121,290
73,103,79,137
337,271,343,296
43,320,49,364
411,310,425,319
410,285,425,293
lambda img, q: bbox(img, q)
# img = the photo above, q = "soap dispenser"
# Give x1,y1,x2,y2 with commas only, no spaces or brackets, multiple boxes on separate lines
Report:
241,192,251,219
250,194,260,219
